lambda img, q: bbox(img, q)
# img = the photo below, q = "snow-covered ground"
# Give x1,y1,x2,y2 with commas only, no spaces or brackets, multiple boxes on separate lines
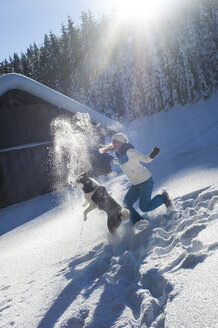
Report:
0,94,218,328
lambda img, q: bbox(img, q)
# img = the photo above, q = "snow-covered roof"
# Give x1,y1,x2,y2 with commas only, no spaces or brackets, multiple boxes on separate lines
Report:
0,141,51,153
0,73,120,131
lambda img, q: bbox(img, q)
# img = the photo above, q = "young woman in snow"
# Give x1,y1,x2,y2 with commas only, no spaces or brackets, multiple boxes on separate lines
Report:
99,133,171,225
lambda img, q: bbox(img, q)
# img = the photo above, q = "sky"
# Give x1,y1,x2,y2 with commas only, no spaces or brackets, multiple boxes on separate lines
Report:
0,0,112,62
0,0,191,63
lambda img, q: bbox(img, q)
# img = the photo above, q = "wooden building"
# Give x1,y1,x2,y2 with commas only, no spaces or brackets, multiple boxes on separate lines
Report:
0,74,116,208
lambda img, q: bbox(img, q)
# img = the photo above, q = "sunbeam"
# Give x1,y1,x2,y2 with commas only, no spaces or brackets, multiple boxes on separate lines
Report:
112,0,171,25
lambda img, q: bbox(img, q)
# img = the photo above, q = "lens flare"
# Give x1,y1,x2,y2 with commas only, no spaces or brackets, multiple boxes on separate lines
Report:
112,0,170,24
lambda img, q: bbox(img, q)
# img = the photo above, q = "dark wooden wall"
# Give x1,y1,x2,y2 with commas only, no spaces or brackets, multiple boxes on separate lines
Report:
0,143,53,208
0,104,59,148
0,90,111,209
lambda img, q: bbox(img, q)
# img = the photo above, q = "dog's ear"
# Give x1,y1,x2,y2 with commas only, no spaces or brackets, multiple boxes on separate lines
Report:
76,171,87,183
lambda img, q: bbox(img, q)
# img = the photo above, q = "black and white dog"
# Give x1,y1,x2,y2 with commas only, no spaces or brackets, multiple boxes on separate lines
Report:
75,172,130,234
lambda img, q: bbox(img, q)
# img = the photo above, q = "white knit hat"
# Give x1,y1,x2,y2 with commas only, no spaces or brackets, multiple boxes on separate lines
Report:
112,133,129,144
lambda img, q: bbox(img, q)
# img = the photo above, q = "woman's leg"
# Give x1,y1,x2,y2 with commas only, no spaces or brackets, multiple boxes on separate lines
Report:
139,178,164,212
123,185,143,225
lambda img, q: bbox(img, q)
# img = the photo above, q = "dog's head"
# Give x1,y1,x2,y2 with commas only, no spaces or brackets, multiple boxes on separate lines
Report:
75,172,90,187
75,172,99,193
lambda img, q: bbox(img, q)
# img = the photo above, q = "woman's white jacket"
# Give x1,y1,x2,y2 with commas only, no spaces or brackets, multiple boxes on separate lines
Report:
113,148,153,185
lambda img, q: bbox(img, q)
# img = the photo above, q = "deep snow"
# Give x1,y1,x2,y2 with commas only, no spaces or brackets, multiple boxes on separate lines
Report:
0,93,218,328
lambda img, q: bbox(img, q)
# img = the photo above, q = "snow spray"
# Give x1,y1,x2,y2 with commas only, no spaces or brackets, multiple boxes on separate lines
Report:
51,112,100,189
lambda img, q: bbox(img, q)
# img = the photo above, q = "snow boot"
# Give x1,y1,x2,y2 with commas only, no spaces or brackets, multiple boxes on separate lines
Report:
162,190,172,208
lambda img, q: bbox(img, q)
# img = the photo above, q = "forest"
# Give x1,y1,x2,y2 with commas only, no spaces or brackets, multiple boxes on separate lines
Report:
0,0,217,121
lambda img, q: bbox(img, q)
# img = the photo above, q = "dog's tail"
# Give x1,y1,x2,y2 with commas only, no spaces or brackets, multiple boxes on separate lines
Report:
121,208,130,220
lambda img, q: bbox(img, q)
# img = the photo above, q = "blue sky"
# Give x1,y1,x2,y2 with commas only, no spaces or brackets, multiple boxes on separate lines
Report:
0,0,112,62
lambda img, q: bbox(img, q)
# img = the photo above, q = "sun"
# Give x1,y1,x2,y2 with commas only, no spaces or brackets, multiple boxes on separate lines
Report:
112,0,167,24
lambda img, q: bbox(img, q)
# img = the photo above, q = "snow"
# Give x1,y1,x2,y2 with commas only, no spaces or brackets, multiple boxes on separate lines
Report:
165,226,218,328
0,93,218,327
0,73,121,131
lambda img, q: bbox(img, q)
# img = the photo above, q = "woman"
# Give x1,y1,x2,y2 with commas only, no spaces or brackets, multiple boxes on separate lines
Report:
99,133,171,225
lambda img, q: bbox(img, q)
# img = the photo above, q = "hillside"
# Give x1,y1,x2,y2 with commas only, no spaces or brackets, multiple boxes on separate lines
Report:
0,94,218,327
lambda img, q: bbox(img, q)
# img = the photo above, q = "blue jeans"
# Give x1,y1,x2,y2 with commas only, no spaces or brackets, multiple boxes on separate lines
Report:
123,177,164,225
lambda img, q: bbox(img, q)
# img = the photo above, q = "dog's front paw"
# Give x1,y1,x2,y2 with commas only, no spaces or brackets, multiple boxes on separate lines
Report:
84,216,87,222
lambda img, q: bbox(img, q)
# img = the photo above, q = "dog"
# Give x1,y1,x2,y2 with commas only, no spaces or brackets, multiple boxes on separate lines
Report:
75,172,130,234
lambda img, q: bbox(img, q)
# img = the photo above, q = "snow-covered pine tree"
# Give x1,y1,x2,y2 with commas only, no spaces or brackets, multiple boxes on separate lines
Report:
20,53,31,77
25,45,35,77
155,38,174,110
198,4,217,97
118,36,135,119
66,17,83,97
128,32,147,119
1,59,12,74
145,36,163,114
12,53,22,74
48,31,62,91
31,43,41,81
37,34,53,87
168,36,188,106
58,24,72,95
37,33,60,90
80,11,98,91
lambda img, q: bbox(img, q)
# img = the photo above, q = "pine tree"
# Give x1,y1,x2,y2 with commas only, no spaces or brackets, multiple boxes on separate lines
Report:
49,31,62,90
0,59,12,74
80,10,98,90
31,43,41,81
198,4,217,97
58,21,83,96
38,33,58,89
12,53,22,73
67,17,83,95
0,62,4,76
20,53,31,77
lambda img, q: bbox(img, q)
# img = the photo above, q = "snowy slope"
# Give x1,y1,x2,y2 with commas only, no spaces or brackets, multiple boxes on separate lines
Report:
0,94,218,328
